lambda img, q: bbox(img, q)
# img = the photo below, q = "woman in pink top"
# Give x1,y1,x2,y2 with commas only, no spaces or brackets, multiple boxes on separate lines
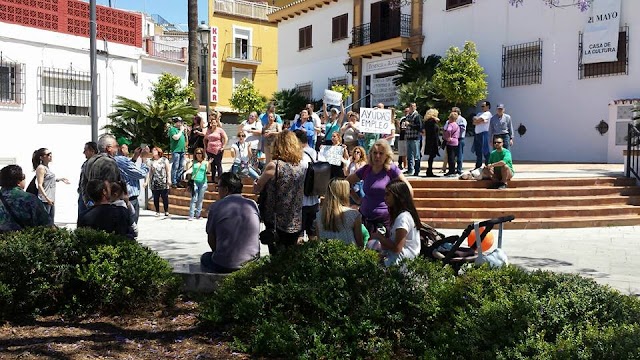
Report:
204,111,228,182
443,112,460,177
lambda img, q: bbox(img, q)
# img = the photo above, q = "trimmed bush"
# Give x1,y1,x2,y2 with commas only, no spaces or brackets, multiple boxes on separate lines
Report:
0,227,180,319
199,240,640,359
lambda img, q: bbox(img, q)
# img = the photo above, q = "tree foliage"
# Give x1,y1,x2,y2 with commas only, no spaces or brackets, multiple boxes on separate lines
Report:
104,73,197,148
397,77,448,117
432,41,488,108
230,78,268,119
330,84,355,101
272,88,307,121
394,54,441,86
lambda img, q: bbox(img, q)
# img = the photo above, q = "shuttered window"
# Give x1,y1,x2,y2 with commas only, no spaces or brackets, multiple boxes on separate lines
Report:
299,25,312,50
332,14,348,42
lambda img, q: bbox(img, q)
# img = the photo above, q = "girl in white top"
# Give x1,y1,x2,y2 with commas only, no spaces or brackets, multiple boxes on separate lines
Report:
238,111,263,150
315,178,364,247
371,179,421,266
231,131,260,180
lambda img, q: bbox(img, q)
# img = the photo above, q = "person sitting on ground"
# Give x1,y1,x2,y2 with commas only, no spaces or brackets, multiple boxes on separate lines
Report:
0,165,51,232
77,179,133,238
202,172,260,273
482,136,514,190
315,178,364,248
370,179,421,267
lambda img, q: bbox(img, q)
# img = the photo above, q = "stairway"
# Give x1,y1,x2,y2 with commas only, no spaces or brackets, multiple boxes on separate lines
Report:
151,176,640,229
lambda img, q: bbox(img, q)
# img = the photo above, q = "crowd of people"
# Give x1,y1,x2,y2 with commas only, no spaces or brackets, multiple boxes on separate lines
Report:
0,100,514,273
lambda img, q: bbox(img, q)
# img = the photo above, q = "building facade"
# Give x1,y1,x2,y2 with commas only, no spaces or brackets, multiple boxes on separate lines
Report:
208,0,279,116
0,0,187,223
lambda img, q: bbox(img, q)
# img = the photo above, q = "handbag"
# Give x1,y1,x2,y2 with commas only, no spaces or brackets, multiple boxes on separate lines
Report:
259,161,279,245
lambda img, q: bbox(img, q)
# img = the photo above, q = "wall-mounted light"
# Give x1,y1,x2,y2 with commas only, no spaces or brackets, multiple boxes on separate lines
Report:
595,120,609,135
517,123,527,137
343,58,354,74
402,48,413,61
130,65,138,84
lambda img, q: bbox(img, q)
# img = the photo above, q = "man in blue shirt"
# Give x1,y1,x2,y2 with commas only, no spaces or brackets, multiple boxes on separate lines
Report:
114,144,150,224
259,104,283,127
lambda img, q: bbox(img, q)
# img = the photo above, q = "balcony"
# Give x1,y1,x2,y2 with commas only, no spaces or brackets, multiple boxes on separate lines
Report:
214,0,279,21
351,14,411,48
223,43,262,65
143,39,187,63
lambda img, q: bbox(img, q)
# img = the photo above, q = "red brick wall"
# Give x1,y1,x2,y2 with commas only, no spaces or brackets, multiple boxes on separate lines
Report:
0,0,142,47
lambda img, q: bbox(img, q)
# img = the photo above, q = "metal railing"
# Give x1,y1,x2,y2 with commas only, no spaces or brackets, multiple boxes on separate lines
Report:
214,0,279,21
351,14,411,47
223,43,262,63
144,40,187,62
626,122,640,182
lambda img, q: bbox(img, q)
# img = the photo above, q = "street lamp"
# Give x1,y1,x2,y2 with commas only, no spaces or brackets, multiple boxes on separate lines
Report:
402,48,413,61
343,58,354,74
197,21,211,119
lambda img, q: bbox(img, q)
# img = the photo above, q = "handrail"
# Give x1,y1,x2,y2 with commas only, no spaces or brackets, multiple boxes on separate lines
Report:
223,43,262,63
214,0,279,20
625,122,640,181
350,14,411,47
144,39,187,62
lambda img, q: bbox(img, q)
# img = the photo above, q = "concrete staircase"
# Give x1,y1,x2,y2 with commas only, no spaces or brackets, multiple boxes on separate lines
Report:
151,176,640,229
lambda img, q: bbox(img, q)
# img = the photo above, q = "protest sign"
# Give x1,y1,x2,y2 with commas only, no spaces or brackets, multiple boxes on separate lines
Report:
319,145,345,166
359,108,392,135
323,89,342,106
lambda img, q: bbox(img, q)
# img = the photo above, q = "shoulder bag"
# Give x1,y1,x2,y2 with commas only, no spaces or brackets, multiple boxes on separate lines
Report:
259,161,279,245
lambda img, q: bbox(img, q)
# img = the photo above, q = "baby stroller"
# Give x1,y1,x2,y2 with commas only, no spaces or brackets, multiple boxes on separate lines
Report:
425,215,515,275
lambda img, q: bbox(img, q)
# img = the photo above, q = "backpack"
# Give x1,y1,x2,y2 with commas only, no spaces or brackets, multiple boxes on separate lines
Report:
303,151,332,197
26,176,38,196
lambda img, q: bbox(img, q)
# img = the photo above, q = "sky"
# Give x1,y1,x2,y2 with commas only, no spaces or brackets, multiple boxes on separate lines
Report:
95,0,208,28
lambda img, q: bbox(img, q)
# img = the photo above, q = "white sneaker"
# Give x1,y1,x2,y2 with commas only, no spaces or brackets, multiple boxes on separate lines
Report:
155,212,160,217
188,217,193,221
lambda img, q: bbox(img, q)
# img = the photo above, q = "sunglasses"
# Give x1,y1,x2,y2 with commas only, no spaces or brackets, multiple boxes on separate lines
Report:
494,141,503,144
195,152,204,155
44,152,52,156
238,134,246,138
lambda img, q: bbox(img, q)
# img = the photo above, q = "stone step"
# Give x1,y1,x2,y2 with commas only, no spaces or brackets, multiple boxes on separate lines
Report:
416,205,640,219
425,214,640,229
414,195,640,208
413,186,640,198
406,177,636,188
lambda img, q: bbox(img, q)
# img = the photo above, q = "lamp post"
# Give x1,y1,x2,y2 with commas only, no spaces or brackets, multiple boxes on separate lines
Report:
90,0,97,142
197,22,211,119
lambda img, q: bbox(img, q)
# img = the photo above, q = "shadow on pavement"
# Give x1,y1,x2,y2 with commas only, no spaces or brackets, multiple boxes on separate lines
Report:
510,256,573,268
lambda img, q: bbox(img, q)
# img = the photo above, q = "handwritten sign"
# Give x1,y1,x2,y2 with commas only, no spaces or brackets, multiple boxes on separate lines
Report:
370,76,399,106
319,145,345,166
323,89,342,106
359,108,392,135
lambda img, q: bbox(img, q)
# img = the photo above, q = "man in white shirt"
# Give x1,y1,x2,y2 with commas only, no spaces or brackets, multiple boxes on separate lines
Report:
473,101,492,169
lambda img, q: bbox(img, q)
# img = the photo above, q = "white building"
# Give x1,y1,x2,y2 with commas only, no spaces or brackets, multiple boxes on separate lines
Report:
0,1,187,224
270,0,638,163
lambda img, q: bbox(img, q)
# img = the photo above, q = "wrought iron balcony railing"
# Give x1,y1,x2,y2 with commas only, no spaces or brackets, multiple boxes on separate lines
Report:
223,43,262,64
144,39,187,62
351,14,411,47
214,0,279,21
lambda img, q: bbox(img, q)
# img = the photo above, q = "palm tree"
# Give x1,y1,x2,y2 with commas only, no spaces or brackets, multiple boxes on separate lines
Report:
187,0,199,107
104,96,197,148
394,55,442,86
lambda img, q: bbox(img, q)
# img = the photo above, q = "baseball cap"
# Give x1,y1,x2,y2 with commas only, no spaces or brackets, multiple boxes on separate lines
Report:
116,136,132,146
172,116,183,123
330,108,340,115
497,104,505,109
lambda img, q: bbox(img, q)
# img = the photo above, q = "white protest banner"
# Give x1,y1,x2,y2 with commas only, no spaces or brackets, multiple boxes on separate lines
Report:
359,108,392,135
319,145,345,166
582,0,621,64
323,89,342,106
371,76,399,106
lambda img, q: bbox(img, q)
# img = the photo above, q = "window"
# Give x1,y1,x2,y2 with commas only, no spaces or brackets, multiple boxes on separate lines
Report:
299,25,312,51
332,14,348,42
39,67,91,116
233,27,251,60
0,57,25,104
502,40,543,88
232,68,253,89
295,82,312,101
328,76,347,89
446,0,472,10
579,28,628,79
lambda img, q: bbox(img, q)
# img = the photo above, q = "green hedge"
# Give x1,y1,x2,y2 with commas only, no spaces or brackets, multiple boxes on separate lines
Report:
0,227,180,319
199,240,640,359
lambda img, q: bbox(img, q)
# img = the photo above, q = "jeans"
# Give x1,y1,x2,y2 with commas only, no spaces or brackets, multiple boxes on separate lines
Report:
457,138,465,173
189,181,208,218
231,162,260,180
474,132,490,169
78,193,88,221
171,151,185,185
406,139,420,174
152,189,169,213
42,203,55,223
494,134,511,150
129,197,140,223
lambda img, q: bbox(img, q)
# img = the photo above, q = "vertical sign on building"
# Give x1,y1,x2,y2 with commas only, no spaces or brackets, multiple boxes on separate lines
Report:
210,26,219,103
582,0,621,64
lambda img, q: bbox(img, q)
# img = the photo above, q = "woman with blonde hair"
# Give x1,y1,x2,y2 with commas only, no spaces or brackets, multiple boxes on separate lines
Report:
315,178,363,247
262,112,282,163
422,108,441,177
346,139,412,233
254,130,306,253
